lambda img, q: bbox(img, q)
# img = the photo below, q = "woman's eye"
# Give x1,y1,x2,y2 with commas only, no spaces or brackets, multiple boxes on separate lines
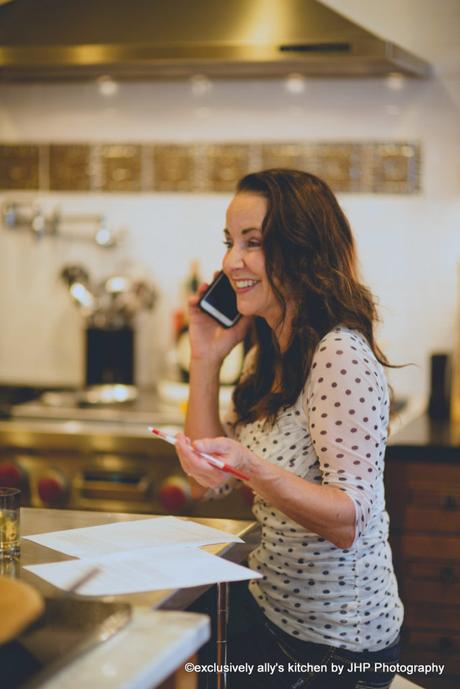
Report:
223,240,232,249
247,240,262,248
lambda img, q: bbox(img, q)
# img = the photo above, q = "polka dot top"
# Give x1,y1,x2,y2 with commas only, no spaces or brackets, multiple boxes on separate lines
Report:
217,326,404,652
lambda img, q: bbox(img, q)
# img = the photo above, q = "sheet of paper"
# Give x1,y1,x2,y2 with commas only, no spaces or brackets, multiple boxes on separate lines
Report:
24,546,260,595
24,516,243,558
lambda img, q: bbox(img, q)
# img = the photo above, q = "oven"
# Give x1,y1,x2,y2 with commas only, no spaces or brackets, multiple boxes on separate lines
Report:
0,390,254,519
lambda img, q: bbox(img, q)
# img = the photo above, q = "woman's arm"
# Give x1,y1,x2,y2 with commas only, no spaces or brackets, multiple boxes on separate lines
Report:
176,435,355,548
185,360,225,500
245,454,356,549
185,359,225,439
182,286,251,498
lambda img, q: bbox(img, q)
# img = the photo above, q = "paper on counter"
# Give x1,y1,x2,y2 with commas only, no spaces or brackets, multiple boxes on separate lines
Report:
24,545,260,596
24,516,243,558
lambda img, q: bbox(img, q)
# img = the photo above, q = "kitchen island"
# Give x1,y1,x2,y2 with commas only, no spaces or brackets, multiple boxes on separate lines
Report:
11,508,256,689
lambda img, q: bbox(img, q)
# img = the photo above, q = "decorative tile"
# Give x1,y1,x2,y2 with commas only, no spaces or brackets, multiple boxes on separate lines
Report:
0,141,422,194
205,144,251,192
151,144,196,192
49,144,92,191
100,144,142,192
261,143,304,171
0,144,39,190
304,143,363,193
371,143,420,194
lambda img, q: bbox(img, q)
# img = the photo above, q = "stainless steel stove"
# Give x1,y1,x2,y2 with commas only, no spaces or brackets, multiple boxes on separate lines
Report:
0,389,254,519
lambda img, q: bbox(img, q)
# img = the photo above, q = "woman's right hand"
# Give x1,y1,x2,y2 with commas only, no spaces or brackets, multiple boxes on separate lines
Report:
188,282,251,365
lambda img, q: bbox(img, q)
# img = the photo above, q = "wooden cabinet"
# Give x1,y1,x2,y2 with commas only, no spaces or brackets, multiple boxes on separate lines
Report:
385,456,460,689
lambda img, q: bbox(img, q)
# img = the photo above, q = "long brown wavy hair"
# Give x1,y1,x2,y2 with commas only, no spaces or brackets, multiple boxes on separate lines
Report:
232,168,393,425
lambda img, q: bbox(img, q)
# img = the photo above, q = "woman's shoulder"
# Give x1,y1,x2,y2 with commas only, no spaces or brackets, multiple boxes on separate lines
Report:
303,325,388,406
311,326,383,378
316,325,372,352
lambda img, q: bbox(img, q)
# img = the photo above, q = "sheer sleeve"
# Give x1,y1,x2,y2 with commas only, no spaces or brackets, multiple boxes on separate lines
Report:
202,346,257,501
303,329,389,544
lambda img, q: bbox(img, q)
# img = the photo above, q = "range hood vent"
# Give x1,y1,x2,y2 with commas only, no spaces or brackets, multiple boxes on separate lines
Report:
0,0,430,81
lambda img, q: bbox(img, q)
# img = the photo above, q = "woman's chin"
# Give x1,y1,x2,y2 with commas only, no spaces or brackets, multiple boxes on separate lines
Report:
236,300,257,317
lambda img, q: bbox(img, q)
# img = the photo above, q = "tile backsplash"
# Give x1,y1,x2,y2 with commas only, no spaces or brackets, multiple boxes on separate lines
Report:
0,141,421,194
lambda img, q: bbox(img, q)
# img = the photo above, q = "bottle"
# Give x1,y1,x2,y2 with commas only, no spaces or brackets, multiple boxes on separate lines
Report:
172,260,201,339
428,353,451,420
174,261,202,382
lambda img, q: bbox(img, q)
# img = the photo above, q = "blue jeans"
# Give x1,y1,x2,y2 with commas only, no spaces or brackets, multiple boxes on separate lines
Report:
227,582,400,689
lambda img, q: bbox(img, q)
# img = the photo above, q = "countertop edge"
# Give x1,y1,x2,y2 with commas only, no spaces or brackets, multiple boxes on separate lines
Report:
38,608,210,689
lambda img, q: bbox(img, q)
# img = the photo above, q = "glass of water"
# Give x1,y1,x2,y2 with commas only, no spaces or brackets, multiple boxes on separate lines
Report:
0,487,21,559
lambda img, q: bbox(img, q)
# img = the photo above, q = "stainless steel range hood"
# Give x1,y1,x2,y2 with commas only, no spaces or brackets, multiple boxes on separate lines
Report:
0,0,430,82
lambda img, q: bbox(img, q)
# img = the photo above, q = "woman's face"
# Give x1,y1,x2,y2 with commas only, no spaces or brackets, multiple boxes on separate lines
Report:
223,192,283,328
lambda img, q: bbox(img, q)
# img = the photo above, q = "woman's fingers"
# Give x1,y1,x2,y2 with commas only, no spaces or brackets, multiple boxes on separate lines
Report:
188,282,209,308
175,434,224,487
193,436,233,455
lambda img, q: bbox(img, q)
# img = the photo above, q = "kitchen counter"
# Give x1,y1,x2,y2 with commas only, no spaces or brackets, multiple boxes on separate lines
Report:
20,508,256,608
31,608,210,689
0,391,424,453
0,387,184,453
12,508,256,689
386,413,460,462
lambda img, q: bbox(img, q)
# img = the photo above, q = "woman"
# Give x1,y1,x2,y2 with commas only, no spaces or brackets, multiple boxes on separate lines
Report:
176,169,403,689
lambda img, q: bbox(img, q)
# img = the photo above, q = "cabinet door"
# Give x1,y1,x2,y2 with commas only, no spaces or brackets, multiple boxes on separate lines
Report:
385,460,460,532
401,628,460,672
390,557,460,606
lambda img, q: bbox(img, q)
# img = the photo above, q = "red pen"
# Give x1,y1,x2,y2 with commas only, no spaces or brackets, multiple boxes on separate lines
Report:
148,427,250,482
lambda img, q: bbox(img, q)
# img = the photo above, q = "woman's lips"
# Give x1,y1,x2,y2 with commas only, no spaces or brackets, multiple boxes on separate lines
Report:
233,279,259,294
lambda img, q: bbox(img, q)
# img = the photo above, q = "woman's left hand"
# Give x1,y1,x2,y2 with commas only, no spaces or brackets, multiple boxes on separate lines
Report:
175,434,256,488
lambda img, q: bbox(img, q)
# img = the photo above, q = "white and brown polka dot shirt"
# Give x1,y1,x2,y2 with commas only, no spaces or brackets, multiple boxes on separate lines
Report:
217,326,403,652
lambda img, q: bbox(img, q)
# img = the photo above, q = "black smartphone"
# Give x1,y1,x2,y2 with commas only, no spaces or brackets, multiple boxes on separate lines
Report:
198,271,241,328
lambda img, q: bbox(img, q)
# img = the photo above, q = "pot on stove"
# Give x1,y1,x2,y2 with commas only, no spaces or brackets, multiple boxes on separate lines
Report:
60,264,157,403
85,324,135,388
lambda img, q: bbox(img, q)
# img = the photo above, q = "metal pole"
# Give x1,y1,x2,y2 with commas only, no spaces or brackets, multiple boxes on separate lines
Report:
216,581,229,689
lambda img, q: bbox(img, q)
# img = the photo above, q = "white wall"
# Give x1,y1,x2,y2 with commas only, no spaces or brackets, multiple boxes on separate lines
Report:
0,27,459,397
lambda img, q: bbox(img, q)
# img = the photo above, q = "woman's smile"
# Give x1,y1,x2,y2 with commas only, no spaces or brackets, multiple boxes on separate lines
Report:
232,277,261,294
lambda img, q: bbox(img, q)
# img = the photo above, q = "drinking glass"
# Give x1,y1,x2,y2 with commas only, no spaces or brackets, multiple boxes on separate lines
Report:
0,487,21,559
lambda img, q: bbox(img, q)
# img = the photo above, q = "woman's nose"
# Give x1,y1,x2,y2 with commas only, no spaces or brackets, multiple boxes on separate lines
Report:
223,244,244,271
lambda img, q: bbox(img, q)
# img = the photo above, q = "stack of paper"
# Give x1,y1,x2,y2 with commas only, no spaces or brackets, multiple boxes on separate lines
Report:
24,516,260,596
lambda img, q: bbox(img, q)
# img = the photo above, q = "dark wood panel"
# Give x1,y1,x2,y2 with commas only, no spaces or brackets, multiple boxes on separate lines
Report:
401,645,460,673
404,628,460,653
388,507,460,532
406,676,460,689
390,534,460,559
386,460,460,485
404,604,460,631
386,435,460,689
399,580,460,606
404,561,460,583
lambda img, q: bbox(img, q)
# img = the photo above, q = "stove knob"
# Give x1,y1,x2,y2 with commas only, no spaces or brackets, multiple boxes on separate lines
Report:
38,472,68,505
158,476,191,513
0,461,24,489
